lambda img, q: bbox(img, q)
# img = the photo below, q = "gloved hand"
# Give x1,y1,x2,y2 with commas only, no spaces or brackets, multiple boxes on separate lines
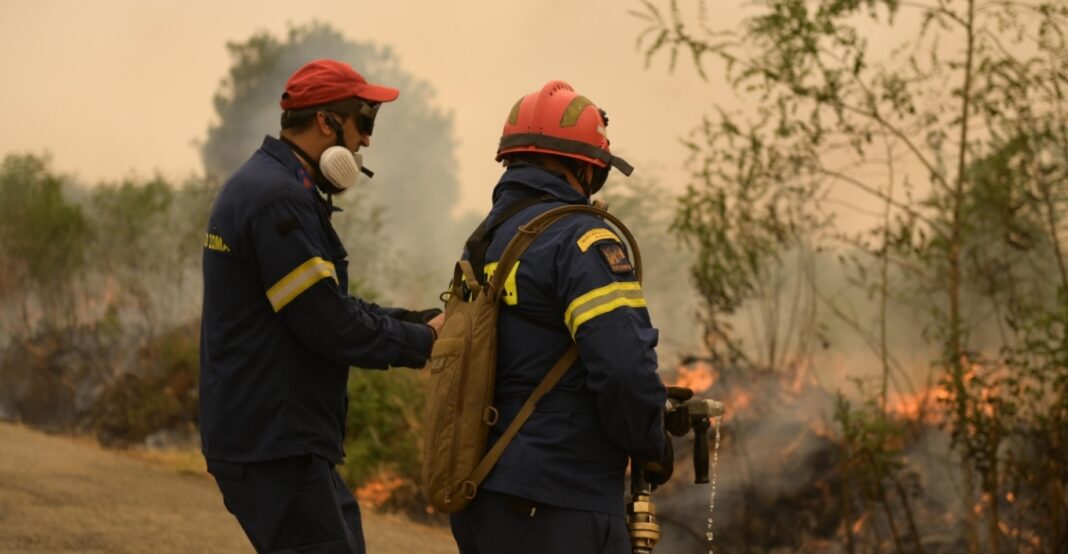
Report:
666,386,694,402
664,386,694,436
640,438,674,490
664,405,692,437
398,308,445,341
398,308,443,324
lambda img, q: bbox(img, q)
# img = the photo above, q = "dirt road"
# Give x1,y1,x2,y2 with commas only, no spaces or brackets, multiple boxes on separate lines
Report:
0,422,457,554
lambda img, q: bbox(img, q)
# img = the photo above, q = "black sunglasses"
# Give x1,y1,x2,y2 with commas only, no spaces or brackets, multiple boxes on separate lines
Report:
352,101,380,136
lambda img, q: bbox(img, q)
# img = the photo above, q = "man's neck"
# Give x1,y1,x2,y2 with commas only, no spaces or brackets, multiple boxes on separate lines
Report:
280,133,320,174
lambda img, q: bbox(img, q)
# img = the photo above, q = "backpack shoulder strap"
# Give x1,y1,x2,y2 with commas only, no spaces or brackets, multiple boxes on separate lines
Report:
488,204,643,299
467,343,579,487
464,191,554,285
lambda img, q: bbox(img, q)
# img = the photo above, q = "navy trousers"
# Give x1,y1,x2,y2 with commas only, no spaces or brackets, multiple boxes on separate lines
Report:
207,455,364,553
450,489,630,554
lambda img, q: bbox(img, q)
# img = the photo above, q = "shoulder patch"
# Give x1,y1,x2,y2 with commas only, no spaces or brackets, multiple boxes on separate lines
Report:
576,228,620,253
598,243,634,274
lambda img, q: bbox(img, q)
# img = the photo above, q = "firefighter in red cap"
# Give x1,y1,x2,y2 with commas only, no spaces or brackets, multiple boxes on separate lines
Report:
447,81,673,553
199,59,443,554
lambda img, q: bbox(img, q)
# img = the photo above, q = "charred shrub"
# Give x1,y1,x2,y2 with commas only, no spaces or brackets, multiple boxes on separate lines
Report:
91,322,199,446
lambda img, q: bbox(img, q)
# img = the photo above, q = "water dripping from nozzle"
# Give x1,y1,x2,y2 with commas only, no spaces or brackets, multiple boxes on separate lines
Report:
706,415,723,554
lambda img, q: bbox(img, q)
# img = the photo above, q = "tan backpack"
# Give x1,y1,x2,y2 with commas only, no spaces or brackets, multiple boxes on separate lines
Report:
422,202,642,514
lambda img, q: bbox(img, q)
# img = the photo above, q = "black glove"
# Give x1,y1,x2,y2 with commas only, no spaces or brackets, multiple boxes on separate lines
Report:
664,386,694,436
640,438,674,490
666,386,694,402
397,308,443,324
664,405,692,437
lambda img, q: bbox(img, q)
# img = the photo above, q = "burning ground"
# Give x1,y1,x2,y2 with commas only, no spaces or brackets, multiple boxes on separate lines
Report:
652,358,1064,553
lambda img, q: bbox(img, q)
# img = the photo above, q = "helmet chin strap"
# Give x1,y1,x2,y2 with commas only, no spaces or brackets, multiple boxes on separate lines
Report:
564,159,599,197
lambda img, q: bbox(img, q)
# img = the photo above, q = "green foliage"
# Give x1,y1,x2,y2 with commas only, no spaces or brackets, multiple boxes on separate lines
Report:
0,155,214,438
81,174,215,332
88,177,173,270
341,368,427,513
0,154,89,299
834,387,907,496
996,292,1068,543
671,109,829,368
834,388,924,551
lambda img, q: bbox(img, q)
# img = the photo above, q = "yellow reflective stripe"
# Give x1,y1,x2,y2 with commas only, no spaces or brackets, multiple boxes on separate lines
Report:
563,281,646,336
575,228,620,253
266,257,338,312
483,260,520,305
559,95,594,127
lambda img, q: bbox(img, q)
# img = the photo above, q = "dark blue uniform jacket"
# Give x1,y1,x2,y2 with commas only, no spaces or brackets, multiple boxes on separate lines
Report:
199,136,433,465
475,165,667,516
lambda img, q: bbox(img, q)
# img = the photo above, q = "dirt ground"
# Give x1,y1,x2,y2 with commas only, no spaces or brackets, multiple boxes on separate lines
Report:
0,422,457,554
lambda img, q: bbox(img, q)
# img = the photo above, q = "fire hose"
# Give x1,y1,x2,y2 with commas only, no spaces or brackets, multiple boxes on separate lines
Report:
627,389,725,554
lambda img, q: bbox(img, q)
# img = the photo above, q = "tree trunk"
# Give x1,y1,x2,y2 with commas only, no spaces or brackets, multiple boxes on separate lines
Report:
951,1,981,551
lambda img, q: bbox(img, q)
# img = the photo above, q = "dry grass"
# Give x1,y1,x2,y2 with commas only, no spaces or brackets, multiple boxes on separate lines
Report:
120,446,208,476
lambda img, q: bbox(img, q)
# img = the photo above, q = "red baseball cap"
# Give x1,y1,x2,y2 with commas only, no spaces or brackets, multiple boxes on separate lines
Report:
280,59,399,110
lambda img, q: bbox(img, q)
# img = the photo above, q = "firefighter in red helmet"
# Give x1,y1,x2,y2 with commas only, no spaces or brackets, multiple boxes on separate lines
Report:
448,81,672,553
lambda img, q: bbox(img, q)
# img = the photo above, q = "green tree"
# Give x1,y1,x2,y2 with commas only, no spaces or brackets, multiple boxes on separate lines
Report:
87,177,173,335
341,368,428,515
85,174,215,336
0,153,90,334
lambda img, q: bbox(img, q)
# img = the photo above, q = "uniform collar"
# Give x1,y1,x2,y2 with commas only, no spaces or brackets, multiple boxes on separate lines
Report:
491,165,589,206
261,135,304,174
260,135,342,213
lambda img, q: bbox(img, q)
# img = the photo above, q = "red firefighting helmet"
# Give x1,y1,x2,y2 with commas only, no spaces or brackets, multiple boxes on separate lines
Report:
496,80,633,176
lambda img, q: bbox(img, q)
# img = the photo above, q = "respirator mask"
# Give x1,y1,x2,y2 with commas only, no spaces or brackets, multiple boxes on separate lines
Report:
315,111,376,195
318,145,365,192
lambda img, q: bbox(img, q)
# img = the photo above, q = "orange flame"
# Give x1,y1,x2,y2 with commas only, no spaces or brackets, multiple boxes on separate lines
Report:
672,361,716,394
851,513,868,534
884,388,946,424
355,473,405,509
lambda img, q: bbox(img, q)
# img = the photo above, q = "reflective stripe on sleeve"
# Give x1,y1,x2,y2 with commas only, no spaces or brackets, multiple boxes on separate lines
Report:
266,257,338,312
563,281,647,336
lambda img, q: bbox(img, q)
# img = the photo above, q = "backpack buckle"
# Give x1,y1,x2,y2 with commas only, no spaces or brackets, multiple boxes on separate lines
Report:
461,480,477,500
483,406,499,426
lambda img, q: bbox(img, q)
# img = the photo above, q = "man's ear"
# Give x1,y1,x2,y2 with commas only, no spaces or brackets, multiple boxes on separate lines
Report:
315,111,335,137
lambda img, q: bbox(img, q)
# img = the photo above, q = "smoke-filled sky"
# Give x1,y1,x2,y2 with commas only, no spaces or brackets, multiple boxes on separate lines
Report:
0,0,731,215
